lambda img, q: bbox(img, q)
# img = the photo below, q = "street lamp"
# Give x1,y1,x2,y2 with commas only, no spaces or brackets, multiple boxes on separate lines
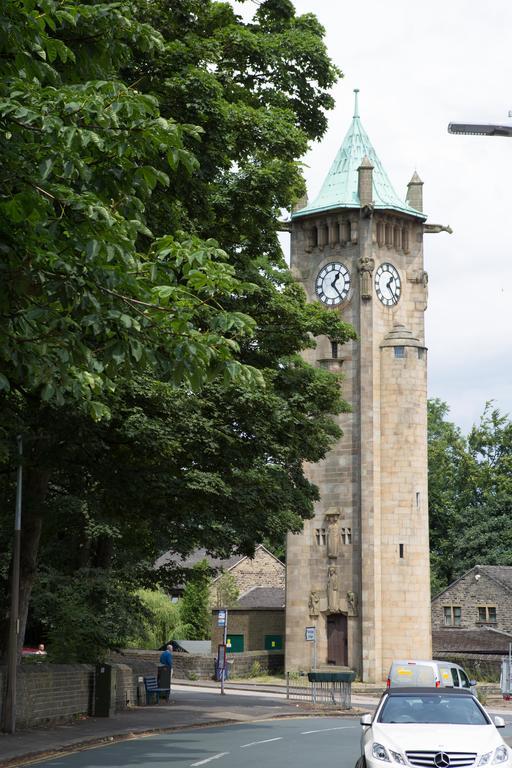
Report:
448,122,512,137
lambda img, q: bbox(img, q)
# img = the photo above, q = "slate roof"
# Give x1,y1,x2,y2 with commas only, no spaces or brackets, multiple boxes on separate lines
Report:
292,90,425,221
154,548,241,572
235,587,285,609
476,565,512,592
433,564,512,601
433,626,512,655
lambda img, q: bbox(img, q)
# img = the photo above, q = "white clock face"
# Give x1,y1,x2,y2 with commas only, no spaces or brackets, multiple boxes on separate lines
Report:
375,262,401,306
315,262,350,306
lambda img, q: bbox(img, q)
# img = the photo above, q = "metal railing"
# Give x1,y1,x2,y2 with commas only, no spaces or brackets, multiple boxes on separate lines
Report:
285,672,352,709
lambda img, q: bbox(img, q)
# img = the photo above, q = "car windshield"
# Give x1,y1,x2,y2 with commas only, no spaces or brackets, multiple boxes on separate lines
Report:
379,694,490,725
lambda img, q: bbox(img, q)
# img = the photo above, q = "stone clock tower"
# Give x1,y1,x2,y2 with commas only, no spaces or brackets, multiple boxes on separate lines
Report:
285,92,434,682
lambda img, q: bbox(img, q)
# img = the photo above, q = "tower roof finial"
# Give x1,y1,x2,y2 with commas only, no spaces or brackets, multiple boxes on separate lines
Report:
354,88,360,118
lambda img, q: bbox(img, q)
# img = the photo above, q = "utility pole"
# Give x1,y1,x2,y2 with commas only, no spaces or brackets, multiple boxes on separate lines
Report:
2,435,23,734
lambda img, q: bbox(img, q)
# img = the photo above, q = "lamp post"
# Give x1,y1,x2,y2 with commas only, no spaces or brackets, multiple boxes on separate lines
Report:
448,121,512,137
2,435,23,734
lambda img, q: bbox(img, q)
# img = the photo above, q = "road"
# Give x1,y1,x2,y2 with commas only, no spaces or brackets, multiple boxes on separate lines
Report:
22,713,512,768
22,717,362,768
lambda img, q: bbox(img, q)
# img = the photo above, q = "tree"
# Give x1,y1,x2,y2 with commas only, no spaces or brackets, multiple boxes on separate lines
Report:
126,589,191,649
428,399,476,593
0,0,262,660
1,0,355,661
452,404,512,573
212,572,239,609
179,561,211,640
428,399,512,594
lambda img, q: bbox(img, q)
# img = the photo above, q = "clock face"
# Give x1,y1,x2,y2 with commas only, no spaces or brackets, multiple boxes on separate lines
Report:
315,262,350,306
375,262,401,306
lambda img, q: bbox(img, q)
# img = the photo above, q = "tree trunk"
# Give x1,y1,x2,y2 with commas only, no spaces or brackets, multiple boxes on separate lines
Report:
0,445,51,660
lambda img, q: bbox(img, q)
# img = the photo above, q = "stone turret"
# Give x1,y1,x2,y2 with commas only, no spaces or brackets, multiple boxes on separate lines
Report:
406,171,424,212
358,156,374,207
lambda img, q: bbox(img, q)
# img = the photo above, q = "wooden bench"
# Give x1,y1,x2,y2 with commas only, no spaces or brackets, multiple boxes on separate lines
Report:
143,675,170,704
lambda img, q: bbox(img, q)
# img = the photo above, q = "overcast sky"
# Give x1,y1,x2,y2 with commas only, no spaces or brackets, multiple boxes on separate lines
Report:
233,0,512,433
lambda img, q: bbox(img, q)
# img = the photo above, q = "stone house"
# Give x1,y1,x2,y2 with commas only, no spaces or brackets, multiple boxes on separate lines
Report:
155,544,285,604
432,565,512,635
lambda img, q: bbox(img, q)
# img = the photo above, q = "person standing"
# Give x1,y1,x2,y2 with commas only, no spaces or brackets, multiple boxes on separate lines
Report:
158,644,173,700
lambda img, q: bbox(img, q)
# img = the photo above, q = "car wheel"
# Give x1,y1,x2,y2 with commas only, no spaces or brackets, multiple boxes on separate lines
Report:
355,756,367,768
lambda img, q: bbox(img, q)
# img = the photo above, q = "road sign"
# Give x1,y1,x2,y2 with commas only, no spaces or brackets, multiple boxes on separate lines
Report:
305,626,316,642
217,609,227,627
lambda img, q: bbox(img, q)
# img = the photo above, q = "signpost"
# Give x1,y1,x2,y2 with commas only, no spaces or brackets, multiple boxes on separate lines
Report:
305,625,317,701
217,609,228,695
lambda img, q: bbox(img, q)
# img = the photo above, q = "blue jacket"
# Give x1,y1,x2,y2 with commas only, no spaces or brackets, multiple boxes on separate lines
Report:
159,649,173,668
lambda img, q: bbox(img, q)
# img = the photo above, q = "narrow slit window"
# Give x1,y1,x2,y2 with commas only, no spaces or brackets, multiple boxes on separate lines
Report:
331,341,339,359
399,543,404,558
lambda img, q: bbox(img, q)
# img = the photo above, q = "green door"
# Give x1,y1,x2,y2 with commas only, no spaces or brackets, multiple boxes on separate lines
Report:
264,635,283,650
226,634,244,653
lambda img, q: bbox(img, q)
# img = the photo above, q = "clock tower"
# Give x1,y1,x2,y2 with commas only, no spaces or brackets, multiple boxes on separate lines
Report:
286,91,432,682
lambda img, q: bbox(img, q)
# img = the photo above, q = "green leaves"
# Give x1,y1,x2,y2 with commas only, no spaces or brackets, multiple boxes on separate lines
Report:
0,0,263,412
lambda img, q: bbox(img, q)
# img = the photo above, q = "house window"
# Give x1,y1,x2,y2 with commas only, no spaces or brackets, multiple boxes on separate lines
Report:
478,606,497,623
341,527,352,544
394,346,405,358
331,341,339,359
315,528,326,546
443,606,462,626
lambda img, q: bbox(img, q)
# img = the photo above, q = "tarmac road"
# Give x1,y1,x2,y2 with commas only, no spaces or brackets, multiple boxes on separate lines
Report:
15,717,363,768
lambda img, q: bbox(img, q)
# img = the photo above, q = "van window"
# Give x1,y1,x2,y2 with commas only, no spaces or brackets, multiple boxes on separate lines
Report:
416,666,435,685
459,669,471,689
450,668,459,686
439,667,453,686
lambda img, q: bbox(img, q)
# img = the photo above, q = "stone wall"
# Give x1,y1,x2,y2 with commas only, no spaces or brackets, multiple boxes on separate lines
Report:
0,649,285,728
0,664,93,728
432,570,512,633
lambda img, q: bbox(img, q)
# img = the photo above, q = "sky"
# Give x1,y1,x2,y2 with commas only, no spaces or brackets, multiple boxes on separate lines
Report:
233,0,512,434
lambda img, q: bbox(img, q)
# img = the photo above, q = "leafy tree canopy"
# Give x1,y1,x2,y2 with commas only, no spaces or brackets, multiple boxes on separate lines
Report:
0,0,354,662
428,399,512,595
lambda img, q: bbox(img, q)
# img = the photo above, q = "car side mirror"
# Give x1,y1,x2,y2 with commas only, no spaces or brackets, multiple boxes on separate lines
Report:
360,713,372,727
494,716,505,729
470,680,477,687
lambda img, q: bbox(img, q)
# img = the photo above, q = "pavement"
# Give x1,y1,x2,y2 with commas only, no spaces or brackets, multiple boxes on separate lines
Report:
1,680,511,768
0,681,362,768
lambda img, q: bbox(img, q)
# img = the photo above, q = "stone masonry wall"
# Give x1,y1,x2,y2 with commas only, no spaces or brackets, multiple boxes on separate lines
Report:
432,571,512,633
0,664,94,728
0,650,285,727
220,547,285,595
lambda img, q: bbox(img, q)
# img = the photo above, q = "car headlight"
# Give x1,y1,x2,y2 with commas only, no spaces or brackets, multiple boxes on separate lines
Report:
493,747,508,764
390,750,407,765
372,743,391,762
479,754,493,766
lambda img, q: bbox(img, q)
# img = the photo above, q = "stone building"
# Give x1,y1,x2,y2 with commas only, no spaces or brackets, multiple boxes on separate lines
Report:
155,544,285,603
211,587,285,654
286,91,438,681
432,565,512,635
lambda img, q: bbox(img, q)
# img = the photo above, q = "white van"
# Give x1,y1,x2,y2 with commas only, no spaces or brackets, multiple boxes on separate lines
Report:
387,659,476,693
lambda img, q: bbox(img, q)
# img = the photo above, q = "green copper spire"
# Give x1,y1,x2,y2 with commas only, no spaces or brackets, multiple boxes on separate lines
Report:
293,90,425,220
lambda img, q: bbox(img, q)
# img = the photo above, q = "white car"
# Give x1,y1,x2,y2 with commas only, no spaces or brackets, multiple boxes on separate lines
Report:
357,687,510,768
